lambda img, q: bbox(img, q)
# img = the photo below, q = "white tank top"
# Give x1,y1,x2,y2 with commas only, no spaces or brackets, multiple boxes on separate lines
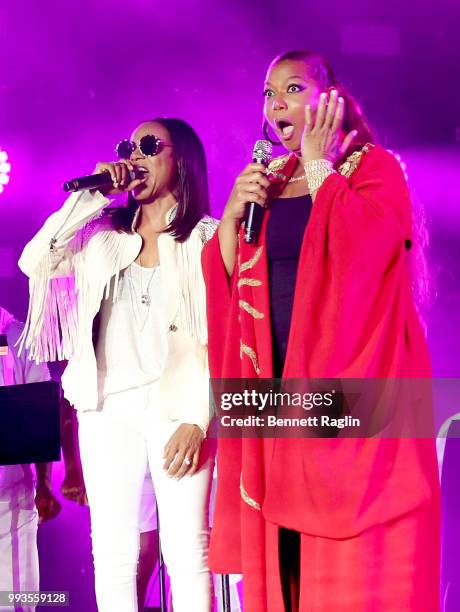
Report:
96,262,168,398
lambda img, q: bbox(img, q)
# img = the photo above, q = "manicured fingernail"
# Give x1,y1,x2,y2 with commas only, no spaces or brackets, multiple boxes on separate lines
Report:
338,97,344,103
320,92,327,99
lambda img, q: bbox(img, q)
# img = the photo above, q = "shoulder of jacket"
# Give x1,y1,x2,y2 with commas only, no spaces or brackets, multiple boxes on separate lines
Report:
195,215,220,244
267,153,291,173
337,143,375,178
79,212,123,246
338,143,406,181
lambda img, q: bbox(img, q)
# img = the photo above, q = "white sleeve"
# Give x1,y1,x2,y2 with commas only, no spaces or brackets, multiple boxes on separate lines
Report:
18,189,111,279
437,413,460,482
17,190,113,363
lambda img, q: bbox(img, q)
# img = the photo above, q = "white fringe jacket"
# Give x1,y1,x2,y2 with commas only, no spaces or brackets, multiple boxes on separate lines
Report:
18,190,218,431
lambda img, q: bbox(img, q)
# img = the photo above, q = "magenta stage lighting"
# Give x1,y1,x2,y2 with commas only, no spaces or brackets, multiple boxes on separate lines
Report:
0,148,11,194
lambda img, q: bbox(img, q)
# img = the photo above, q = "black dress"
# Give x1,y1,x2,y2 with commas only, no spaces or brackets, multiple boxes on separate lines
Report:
266,194,312,378
266,193,312,610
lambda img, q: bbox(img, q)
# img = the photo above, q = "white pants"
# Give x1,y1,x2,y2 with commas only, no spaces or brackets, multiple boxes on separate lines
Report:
139,470,242,612
0,466,39,612
77,382,214,612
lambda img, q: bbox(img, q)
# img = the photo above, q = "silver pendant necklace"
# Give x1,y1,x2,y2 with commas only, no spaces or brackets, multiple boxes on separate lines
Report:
139,254,157,307
127,255,158,332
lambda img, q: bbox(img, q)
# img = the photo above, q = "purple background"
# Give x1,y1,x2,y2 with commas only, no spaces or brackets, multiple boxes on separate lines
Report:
0,0,459,610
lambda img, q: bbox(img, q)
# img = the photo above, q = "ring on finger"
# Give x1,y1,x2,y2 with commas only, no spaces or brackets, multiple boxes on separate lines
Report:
184,457,191,466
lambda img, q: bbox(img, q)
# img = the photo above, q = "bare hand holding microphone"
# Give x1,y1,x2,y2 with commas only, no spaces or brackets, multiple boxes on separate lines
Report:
218,140,272,275
221,162,271,224
63,159,147,194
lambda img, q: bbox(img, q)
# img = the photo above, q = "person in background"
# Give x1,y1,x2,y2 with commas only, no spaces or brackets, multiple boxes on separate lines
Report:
0,305,61,612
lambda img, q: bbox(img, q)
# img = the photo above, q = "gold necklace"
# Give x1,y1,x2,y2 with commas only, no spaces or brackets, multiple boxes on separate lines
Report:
288,174,306,183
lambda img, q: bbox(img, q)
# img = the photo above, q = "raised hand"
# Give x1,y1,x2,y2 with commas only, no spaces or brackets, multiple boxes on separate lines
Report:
301,89,358,164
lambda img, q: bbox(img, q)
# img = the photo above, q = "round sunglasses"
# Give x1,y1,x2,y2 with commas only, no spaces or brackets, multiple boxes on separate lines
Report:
115,135,173,160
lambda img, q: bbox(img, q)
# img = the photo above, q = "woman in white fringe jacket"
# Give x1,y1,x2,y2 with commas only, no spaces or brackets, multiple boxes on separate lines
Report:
18,118,218,612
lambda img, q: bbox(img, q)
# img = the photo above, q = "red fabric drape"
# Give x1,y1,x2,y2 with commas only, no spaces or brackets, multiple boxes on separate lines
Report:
202,145,440,611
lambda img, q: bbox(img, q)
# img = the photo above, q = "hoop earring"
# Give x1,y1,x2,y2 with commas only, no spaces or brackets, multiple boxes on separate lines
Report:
262,120,282,146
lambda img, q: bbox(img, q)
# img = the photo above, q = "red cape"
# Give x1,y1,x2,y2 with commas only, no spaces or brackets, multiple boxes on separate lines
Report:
202,145,440,610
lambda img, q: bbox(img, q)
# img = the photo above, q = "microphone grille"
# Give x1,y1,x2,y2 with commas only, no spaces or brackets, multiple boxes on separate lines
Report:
252,139,272,164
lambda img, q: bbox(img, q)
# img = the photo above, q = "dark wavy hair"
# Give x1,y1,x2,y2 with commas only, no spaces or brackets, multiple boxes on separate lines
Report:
263,50,375,165
110,118,210,242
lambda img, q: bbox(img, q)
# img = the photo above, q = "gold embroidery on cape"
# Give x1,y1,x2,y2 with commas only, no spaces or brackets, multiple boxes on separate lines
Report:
268,154,289,173
239,246,263,273
237,250,241,327
238,278,262,289
338,144,373,178
240,474,261,511
240,341,260,374
239,300,264,319
267,154,290,180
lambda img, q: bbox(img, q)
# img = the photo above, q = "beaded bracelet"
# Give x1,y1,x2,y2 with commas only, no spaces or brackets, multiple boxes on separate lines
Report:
304,159,337,193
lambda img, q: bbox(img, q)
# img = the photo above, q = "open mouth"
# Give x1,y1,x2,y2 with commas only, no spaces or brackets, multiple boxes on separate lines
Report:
133,166,149,178
276,119,295,140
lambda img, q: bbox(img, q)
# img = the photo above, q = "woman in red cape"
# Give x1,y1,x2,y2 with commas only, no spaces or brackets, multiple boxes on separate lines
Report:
202,51,440,611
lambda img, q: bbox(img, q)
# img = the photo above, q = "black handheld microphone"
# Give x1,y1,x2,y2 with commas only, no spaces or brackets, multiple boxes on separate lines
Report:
63,169,146,193
244,140,272,244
